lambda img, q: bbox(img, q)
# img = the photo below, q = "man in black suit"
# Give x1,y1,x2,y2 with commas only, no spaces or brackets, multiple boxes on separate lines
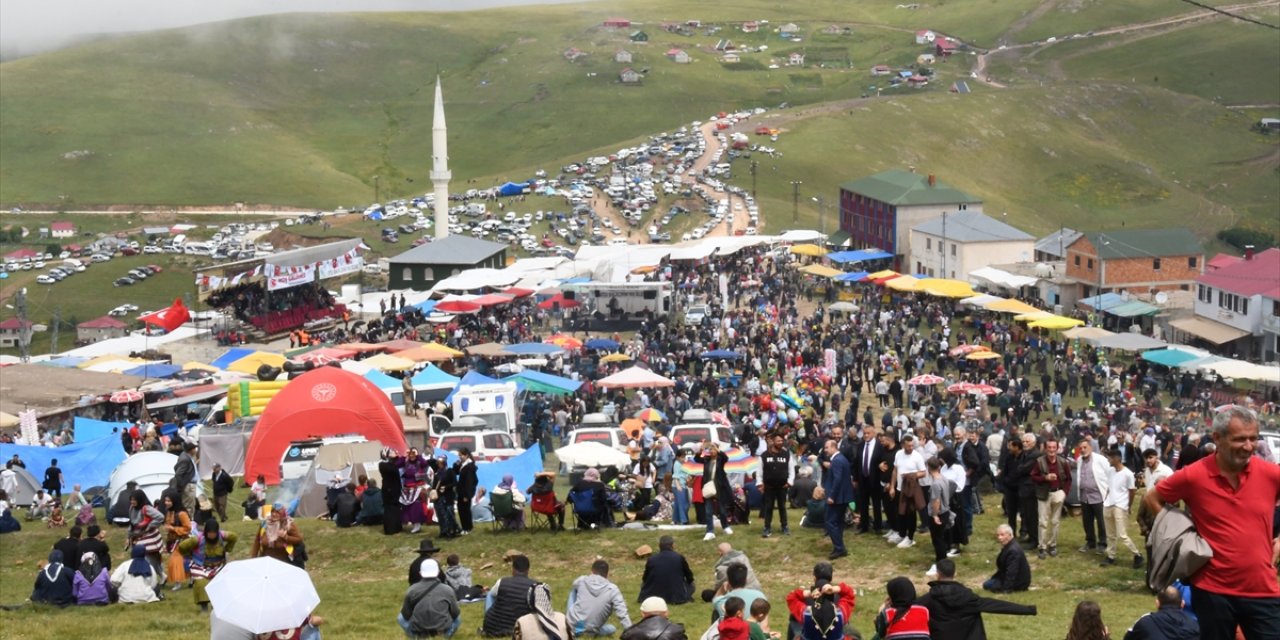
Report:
454,449,478,535
954,426,982,538
638,535,695,605
852,424,886,534
210,463,234,523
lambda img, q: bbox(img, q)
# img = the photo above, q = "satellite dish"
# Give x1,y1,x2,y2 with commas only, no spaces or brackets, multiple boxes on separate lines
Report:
1155,292,1168,305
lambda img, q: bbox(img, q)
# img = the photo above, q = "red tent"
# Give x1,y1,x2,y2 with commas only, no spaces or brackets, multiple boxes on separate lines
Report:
537,295,580,310
242,367,407,484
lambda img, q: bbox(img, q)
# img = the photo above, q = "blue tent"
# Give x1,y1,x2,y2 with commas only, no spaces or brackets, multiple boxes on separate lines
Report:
506,343,564,356
834,271,869,282
364,369,405,405
1079,293,1126,312
584,338,620,351
498,182,529,197
507,370,581,395
44,356,88,368
73,417,131,443
123,363,183,378
445,370,521,402
411,364,460,388
1141,349,1202,368
828,249,893,264
0,435,127,490
211,348,255,370
412,299,438,314
701,349,743,360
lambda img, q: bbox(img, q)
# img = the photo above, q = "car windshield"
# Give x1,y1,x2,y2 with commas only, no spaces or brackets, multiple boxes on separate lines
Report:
573,432,612,444
671,427,711,447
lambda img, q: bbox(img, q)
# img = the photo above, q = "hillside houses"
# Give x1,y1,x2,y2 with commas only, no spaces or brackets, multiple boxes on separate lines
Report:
630,30,650,42
915,30,936,44
50,221,75,238
779,23,801,38
1064,228,1203,298
788,52,805,66
936,39,958,56
619,68,642,84
871,64,893,76
603,17,631,28
666,48,691,64
1180,247,1279,358
839,169,983,270
615,49,633,64
721,52,741,64
742,21,760,33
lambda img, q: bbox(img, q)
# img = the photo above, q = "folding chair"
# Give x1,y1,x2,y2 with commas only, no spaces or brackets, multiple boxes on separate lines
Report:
568,488,603,531
529,491,564,532
488,491,523,532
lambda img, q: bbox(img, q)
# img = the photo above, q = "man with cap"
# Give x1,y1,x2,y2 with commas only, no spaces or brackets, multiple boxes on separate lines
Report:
410,539,444,586
620,597,688,640
211,463,234,523
638,536,695,606
399,557,462,638
174,441,198,515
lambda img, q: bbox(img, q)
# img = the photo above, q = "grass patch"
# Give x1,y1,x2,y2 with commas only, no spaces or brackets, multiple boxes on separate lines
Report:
1047,164,1170,208
1014,0,1244,44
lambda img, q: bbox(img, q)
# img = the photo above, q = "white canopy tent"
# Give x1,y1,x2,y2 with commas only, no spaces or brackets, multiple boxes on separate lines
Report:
969,266,1040,291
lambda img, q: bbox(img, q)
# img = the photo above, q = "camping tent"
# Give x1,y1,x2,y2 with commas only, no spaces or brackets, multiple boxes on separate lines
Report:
410,365,460,404
196,422,254,480
106,451,204,509
363,369,405,406
243,367,407,484
3,466,41,506
498,181,529,197
0,435,127,491
292,440,385,518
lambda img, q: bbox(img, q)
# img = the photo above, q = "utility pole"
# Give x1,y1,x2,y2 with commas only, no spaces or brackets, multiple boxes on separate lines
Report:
941,211,947,278
50,306,60,355
750,161,758,200
790,180,802,223
812,195,827,235
14,288,30,362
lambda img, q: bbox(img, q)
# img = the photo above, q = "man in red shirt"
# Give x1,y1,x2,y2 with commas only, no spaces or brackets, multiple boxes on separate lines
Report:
1144,405,1280,640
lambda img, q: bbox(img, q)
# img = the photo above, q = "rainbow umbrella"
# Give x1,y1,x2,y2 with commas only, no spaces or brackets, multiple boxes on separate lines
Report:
634,408,666,422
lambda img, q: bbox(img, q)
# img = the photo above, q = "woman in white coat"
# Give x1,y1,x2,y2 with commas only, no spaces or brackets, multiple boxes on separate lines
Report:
111,544,160,604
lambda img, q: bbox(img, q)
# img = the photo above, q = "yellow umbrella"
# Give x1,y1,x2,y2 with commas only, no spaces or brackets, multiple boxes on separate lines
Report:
867,269,899,281
227,351,287,375
966,351,1003,360
985,298,1041,314
885,275,921,292
789,244,827,257
0,411,18,428
1014,310,1054,322
182,361,220,372
395,343,464,362
799,264,844,278
360,353,416,372
600,353,632,363
1029,316,1086,330
919,278,976,299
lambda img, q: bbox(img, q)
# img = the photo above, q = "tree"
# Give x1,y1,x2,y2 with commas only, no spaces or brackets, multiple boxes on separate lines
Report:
45,243,62,255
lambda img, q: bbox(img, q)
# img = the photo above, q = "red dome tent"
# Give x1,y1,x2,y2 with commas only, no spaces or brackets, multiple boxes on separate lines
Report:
243,366,407,484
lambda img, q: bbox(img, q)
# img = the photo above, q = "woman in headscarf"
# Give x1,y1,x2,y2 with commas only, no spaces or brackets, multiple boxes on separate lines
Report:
31,550,75,606
491,474,527,530
178,518,238,611
161,493,192,589
110,544,160,604
513,582,570,640
126,489,164,579
244,474,267,521
251,503,302,564
570,467,610,529
872,576,930,640
800,581,846,640
73,551,111,605
398,448,432,534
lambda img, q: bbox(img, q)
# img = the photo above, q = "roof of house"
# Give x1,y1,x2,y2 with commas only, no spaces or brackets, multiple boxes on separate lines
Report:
78,315,128,329
1077,228,1202,259
936,39,958,50
1198,248,1280,298
840,169,981,206
1035,228,1083,256
50,222,75,230
389,235,507,266
912,211,1034,243
0,318,32,330
4,248,38,260
1207,254,1242,270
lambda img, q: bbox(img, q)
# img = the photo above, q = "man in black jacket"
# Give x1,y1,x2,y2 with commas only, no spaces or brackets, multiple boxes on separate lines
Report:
454,449,479,535
758,432,793,538
1123,586,1199,640
638,535,694,605
919,558,1036,639
211,463,234,523
53,526,83,572
983,524,1032,593
852,425,886,534
481,554,538,637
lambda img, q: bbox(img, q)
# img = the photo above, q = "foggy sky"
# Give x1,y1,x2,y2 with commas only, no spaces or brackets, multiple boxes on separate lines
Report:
0,0,583,59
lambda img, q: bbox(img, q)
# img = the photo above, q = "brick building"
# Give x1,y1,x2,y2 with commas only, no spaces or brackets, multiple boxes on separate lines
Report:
1064,228,1203,298
838,169,982,271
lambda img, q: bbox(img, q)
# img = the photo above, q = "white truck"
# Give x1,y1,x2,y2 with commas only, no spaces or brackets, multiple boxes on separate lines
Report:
431,382,523,447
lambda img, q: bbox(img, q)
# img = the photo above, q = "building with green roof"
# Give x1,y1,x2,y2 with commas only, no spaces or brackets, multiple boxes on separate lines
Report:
838,169,982,269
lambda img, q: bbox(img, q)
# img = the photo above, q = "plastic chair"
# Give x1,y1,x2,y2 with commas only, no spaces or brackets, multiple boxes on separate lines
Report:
568,488,603,531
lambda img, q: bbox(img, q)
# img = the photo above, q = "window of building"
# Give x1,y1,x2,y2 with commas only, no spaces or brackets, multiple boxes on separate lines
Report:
1188,256,1197,269
1087,258,1093,270
926,238,931,250
1241,299,1249,315
1273,300,1280,317
1074,255,1081,266
950,244,957,256
958,203,968,211
1152,258,1161,271
402,267,412,280
423,267,434,281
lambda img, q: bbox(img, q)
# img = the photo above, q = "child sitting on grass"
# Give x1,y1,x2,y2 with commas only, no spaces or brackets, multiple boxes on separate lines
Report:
47,504,67,528
719,596,750,640
748,598,779,640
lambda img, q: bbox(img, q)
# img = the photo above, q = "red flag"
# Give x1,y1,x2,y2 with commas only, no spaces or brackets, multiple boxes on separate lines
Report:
140,298,191,333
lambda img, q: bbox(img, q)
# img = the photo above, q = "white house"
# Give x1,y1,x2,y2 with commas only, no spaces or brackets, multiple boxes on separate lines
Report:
720,53,741,64
51,221,76,238
619,67,642,84
908,211,1034,280
666,49,691,64
615,49,633,64
915,30,936,44
788,52,805,66
1183,247,1280,358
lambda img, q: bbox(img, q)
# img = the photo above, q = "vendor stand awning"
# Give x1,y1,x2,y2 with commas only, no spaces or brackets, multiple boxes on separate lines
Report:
1092,332,1167,351
1107,300,1160,318
799,264,843,278
827,249,892,264
1169,317,1251,345
1141,348,1206,368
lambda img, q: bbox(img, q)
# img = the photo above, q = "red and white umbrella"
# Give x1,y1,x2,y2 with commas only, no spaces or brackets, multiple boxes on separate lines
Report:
109,390,144,404
434,300,482,314
906,374,945,386
948,344,990,357
970,384,1001,395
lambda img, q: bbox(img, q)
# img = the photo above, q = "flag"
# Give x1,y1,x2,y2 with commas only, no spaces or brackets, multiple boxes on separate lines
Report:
140,298,191,333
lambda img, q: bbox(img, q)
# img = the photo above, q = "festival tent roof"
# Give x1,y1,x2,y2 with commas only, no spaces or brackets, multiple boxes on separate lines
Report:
226,351,287,375
597,366,675,389
884,275,921,291
960,294,1004,307
211,348,256,370
1141,348,1205,368
1092,332,1167,351
243,367,406,484
52,326,203,359
984,298,1041,314
1078,292,1126,312
0,434,127,490
789,244,827,257
293,441,385,517
918,278,976,298
83,358,152,373
506,370,581,395
969,266,1040,290
444,370,518,402
0,365,146,418
1198,360,1280,383
798,264,843,278
122,363,183,378
778,230,826,242
379,339,426,352
834,271,869,282
506,342,565,356
411,364,460,403
1063,326,1115,341
466,342,516,357
827,249,893,264
107,451,203,510
395,343,463,362
360,353,416,372
44,356,89,368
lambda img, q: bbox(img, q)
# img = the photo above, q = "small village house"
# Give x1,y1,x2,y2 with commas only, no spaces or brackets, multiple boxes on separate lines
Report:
779,23,800,38
909,211,1034,280
742,21,760,33
1064,228,1203,299
630,30,649,42
788,52,805,66
615,49,633,64
602,17,631,28
871,64,893,76
720,53,741,64
619,67,642,84
50,222,76,239
77,315,129,343
915,30,936,44
666,48,691,64
0,318,31,348
935,39,958,56
1179,247,1280,359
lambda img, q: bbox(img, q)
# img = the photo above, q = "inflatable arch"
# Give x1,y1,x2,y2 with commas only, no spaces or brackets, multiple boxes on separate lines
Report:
243,367,407,484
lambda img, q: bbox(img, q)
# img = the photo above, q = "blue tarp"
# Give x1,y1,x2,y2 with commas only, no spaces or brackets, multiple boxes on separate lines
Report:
433,444,544,494
211,348,255,370
74,417,131,444
1141,349,1202,368
834,271,870,282
411,364,460,388
827,249,893,264
506,343,564,356
561,277,591,285
0,434,128,489
412,299,438,314
701,350,743,359
584,338,620,351
44,356,88,368
122,363,183,378
498,182,529,197
507,370,581,395
1079,293,1126,312
363,369,401,390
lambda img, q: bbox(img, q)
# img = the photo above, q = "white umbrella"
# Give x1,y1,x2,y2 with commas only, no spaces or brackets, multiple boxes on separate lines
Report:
207,557,320,634
828,301,858,312
555,442,632,469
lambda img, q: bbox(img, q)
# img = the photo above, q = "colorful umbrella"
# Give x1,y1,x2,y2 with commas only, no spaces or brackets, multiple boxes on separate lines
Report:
679,446,760,475
948,344,990,357
434,300,482,314
635,408,666,422
620,418,644,438
966,351,1003,361
584,338,620,351
970,384,1001,395
545,334,583,350
109,390,143,404
293,347,356,366
906,374,945,386
537,295,580,310
946,382,976,394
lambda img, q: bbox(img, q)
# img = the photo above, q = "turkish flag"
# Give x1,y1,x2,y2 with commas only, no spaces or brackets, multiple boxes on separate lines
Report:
140,298,191,333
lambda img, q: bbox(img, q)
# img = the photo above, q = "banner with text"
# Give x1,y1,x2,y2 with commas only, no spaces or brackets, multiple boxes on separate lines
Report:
266,263,316,291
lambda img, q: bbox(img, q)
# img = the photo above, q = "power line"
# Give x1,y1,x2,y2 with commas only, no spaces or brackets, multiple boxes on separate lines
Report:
1173,0,1280,29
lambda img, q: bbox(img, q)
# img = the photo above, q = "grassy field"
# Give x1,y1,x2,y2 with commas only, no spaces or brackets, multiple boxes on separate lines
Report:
0,454,1160,640
1009,0,1243,44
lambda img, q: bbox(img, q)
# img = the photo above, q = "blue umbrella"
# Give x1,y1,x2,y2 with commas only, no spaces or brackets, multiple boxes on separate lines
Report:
701,349,743,360
584,338,620,351
506,342,564,356
122,363,182,378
